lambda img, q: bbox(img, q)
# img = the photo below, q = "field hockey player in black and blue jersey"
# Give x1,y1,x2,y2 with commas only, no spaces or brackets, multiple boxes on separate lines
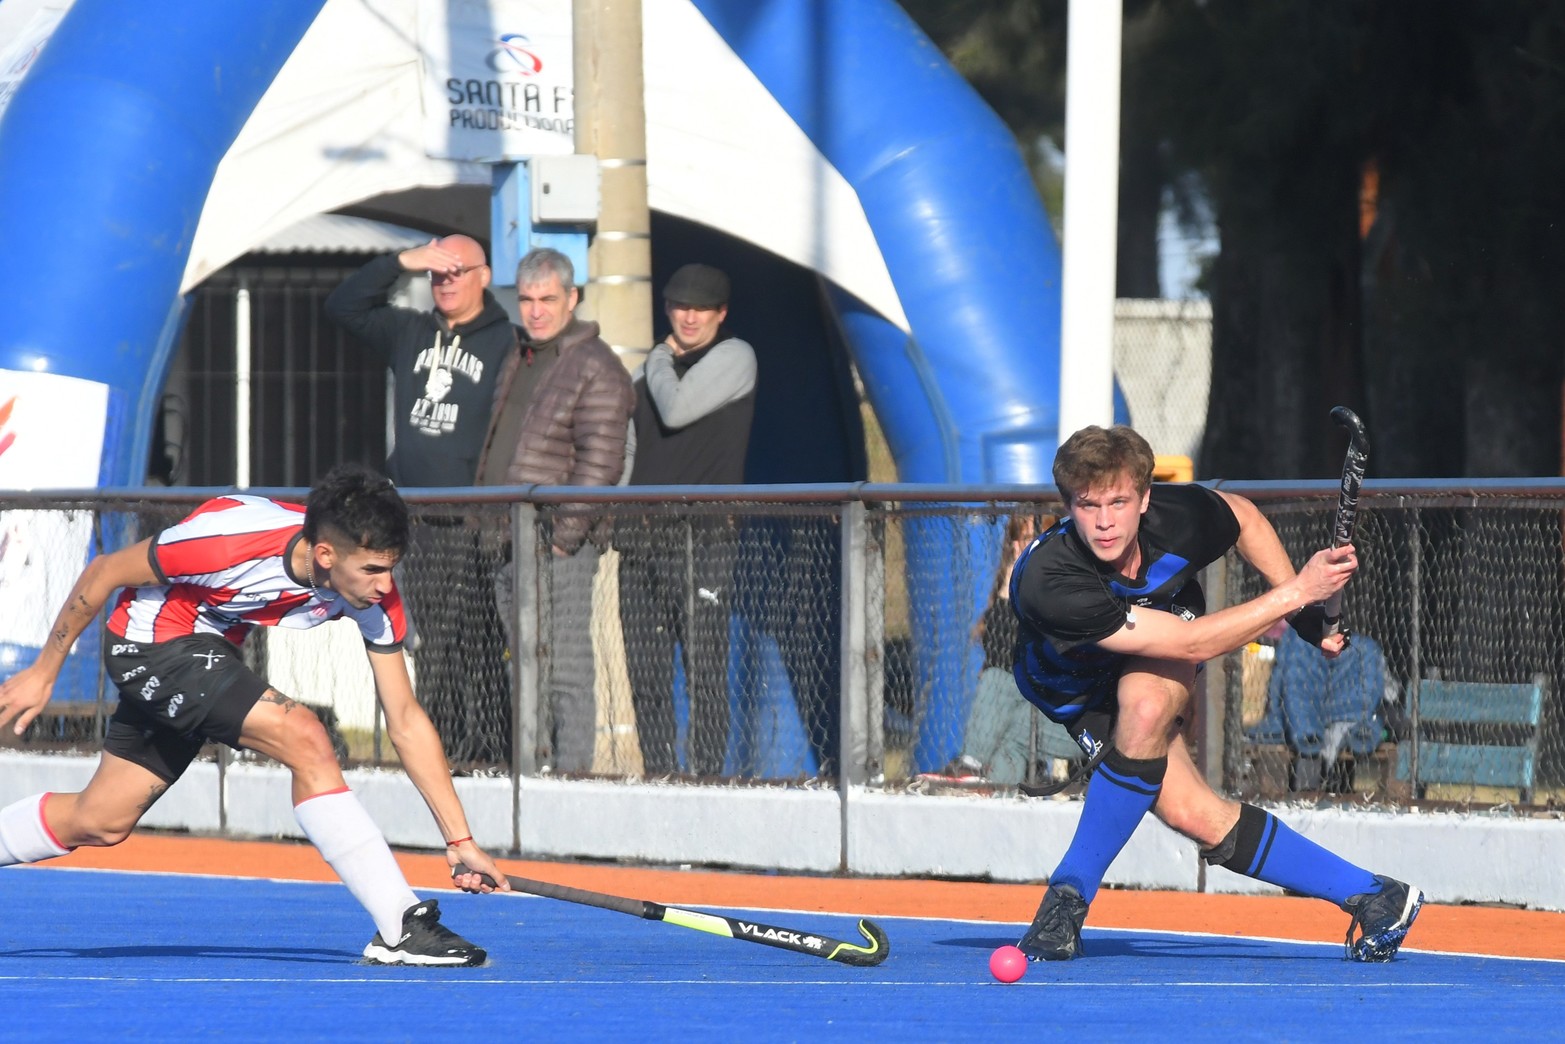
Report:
1010,425,1421,963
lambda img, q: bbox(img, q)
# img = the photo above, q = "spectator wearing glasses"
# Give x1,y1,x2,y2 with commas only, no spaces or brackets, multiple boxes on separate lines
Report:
326,235,512,486
326,236,518,766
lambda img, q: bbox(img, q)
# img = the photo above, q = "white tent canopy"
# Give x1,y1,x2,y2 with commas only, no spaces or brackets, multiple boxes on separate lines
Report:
182,0,910,330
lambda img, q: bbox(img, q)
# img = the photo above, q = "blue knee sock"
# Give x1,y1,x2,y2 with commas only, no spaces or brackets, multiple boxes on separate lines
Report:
1211,803,1378,907
1050,749,1165,904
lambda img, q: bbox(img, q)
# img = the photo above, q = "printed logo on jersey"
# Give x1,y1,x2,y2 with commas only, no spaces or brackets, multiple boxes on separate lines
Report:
201,607,245,628
191,650,225,670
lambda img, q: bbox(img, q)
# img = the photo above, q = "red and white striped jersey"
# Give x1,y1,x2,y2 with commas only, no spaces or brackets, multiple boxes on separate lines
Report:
106,495,407,650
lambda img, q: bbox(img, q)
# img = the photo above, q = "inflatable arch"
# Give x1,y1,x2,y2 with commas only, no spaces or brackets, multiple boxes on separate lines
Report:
0,0,1115,771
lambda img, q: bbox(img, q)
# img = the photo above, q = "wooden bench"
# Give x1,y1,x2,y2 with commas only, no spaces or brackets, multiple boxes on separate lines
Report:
1395,673,1546,803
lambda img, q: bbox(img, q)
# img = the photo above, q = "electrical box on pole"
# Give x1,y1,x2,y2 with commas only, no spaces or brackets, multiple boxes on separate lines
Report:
490,158,595,289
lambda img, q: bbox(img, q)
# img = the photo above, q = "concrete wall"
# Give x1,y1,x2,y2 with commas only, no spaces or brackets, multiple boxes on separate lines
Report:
5,751,1559,910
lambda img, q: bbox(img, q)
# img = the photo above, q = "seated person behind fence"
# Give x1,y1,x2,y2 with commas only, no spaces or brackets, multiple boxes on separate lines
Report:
1267,625,1388,788
0,464,508,966
920,512,1080,786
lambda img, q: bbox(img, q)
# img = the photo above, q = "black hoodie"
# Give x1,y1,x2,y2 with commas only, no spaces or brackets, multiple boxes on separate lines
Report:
326,254,519,486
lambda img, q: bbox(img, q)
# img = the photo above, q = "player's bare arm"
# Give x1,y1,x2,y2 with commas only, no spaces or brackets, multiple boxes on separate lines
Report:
1219,490,1301,588
366,649,510,894
1220,488,1357,655
1096,542,1357,663
0,538,159,735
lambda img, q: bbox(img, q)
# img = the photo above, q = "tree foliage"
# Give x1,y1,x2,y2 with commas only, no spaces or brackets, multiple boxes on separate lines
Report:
902,0,1565,478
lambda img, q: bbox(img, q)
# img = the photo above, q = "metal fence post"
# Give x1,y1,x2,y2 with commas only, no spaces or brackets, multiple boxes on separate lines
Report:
838,498,870,872
1201,552,1230,790
864,505,886,786
1408,503,1422,797
510,501,541,852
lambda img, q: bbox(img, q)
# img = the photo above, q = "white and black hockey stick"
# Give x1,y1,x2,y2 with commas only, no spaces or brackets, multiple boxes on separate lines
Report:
1323,406,1370,637
453,864,890,966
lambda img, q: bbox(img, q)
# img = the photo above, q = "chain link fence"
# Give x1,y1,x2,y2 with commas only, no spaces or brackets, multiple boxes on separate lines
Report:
1219,484,1564,810
1114,298,1211,462
4,482,1562,814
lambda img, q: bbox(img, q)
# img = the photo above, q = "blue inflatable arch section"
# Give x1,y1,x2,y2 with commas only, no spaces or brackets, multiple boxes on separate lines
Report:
0,0,330,486
0,0,1113,771
692,0,1066,486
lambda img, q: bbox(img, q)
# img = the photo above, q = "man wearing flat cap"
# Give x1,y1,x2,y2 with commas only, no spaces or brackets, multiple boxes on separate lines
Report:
618,263,757,776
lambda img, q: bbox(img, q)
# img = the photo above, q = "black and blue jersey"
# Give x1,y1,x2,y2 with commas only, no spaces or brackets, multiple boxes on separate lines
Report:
1009,483,1239,724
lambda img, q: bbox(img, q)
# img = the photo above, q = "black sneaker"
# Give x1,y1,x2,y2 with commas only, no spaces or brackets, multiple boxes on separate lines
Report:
1018,883,1089,961
362,899,487,967
1342,875,1423,962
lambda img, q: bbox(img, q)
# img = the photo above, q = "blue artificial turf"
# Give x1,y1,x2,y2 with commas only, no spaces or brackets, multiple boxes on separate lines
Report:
4,865,1560,1042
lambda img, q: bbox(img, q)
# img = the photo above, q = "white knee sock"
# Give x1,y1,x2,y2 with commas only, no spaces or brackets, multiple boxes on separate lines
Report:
0,793,73,865
294,788,418,943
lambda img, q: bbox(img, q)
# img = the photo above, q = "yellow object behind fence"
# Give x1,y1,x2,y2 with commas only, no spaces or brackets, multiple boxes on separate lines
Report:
1154,454,1194,483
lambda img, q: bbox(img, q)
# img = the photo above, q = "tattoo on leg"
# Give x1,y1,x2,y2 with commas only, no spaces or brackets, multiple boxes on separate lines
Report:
138,782,169,814
259,690,299,713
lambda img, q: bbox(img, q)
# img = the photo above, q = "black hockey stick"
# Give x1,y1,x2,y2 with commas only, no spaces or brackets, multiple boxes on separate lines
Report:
453,864,890,967
1323,406,1370,637
1017,742,1109,797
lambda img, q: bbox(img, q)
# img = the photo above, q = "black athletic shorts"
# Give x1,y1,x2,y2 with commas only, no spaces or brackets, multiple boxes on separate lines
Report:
101,633,269,783
1024,695,1114,762
1019,663,1204,764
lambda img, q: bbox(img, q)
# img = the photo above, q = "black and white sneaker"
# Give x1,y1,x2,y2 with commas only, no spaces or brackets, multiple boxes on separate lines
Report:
1018,882,1089,961
362,900,487,967
1342,875,1423,962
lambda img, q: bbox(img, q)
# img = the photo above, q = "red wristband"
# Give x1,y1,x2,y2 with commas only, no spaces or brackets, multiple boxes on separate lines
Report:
446,835,472,847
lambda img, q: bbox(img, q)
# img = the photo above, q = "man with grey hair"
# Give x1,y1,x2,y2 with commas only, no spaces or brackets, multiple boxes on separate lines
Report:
476,247,634,773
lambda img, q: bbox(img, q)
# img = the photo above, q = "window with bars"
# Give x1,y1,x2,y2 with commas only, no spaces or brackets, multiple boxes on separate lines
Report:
161,257,389,488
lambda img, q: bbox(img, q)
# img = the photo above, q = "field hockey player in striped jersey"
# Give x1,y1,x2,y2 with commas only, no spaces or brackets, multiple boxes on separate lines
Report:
0,463,510,966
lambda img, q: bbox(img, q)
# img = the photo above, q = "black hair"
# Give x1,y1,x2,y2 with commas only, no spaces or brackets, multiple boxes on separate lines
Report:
302,463,409,553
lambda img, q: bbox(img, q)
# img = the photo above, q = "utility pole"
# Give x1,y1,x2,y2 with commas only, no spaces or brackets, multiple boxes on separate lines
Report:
1056,0,1123,441
573,0,652,360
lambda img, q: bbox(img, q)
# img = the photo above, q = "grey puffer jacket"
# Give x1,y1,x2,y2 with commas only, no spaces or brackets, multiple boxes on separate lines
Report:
476,318,634,551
